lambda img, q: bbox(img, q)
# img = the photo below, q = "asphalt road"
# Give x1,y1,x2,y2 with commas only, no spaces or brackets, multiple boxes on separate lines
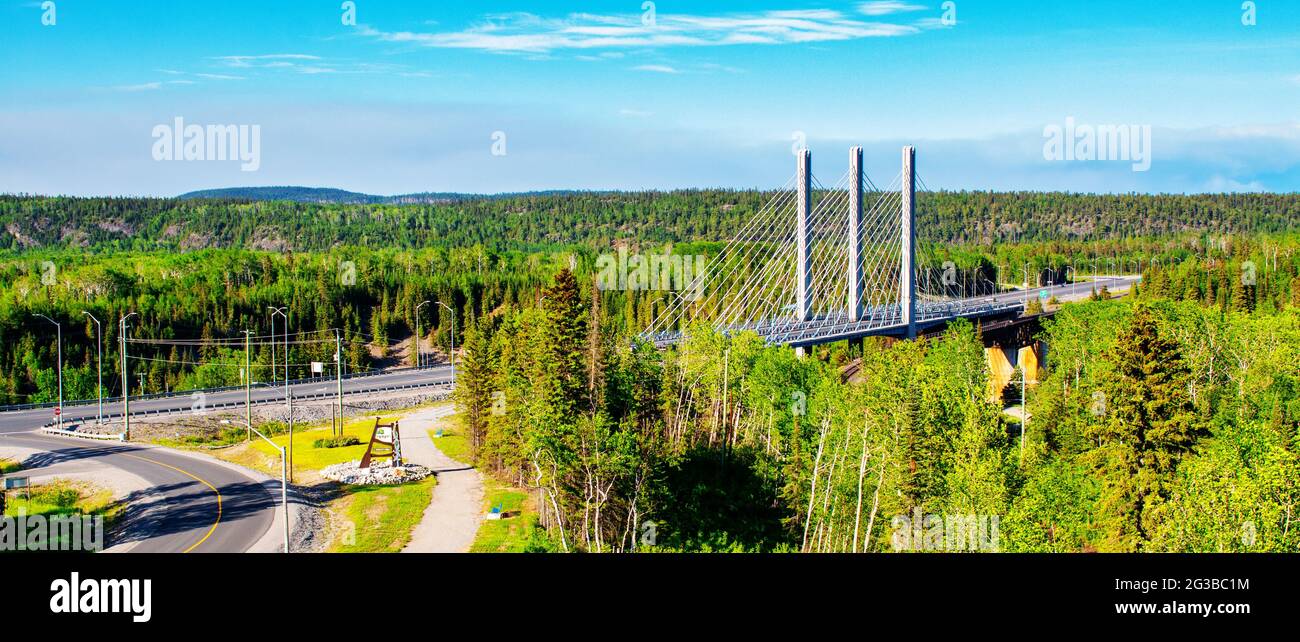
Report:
0,365,454,553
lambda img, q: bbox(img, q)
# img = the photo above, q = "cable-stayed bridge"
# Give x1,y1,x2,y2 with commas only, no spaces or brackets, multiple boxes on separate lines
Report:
642,146,1136,351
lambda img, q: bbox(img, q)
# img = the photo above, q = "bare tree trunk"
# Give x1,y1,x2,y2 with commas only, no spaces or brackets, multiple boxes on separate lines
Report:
801,418,830,552
852,420,871,553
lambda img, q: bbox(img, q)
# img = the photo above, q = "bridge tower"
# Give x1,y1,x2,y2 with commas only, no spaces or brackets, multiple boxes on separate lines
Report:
796,148,812,323
846,147,864,321
900,146,917,339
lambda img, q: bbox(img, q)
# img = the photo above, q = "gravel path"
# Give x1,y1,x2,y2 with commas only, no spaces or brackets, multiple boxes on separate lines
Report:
399,405,484,553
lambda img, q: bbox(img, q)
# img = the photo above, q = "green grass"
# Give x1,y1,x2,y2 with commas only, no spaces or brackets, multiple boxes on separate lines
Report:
0,458,20,475
330,476,436,552
2,479,123,523
469,478,548,553
428,421,471,465
203,415,400,478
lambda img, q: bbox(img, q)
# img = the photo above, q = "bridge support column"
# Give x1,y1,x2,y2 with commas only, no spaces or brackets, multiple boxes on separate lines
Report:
797,149,812,323
900,146,916,339
847,146,864,321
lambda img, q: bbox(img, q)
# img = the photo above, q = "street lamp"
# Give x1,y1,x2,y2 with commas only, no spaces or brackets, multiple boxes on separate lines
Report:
82,311,103,425
435,301,456,380
415,300,431,370
33,314,63,430
268,306,288,407
119,312,138,440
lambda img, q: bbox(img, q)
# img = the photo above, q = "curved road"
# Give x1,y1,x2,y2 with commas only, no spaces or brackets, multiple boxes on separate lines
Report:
0,365,453,553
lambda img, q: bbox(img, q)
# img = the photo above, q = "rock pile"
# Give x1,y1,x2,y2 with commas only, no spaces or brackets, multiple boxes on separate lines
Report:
320,459,433,485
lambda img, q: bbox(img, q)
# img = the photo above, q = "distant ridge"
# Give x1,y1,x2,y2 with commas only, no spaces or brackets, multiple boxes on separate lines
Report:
177,185,590,204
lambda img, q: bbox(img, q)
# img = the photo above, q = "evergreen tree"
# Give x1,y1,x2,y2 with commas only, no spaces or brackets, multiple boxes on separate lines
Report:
1085,304,1204,551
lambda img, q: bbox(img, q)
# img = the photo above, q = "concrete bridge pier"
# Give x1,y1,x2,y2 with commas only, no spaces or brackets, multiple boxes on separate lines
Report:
986,341,1047,403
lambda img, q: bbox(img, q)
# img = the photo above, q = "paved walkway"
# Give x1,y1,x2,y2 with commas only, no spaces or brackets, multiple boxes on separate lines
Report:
400,405,484,553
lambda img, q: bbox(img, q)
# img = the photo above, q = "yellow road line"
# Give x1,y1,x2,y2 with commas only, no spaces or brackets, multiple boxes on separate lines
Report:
122,453,223,553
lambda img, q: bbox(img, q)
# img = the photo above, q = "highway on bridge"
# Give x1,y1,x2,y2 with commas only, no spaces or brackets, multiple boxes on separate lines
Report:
0,365,453,552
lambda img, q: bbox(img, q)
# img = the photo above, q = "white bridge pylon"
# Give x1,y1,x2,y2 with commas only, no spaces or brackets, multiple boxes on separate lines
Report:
642,146,1022,349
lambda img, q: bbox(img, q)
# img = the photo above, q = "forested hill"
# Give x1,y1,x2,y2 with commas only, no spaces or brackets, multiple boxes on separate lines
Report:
1,191,1296,254
176,186,476,204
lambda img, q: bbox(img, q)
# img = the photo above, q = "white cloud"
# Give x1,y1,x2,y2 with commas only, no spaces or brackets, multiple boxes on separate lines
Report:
112,82,163,91
212,54,323,68
634,64,679,74
355,8,920,54
857,2,926,16
619,108,654,117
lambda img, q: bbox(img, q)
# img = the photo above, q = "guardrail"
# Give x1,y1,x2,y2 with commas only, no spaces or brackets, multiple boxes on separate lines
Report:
0,365,452,414
32,378,455,437
39,426,125,442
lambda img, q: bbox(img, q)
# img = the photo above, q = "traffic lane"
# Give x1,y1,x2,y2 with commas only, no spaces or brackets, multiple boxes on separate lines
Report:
0,432,274,553
963,276,1135,306
0,365,453,434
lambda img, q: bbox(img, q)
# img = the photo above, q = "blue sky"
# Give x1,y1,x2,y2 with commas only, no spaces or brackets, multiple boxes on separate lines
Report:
1,0,1298,196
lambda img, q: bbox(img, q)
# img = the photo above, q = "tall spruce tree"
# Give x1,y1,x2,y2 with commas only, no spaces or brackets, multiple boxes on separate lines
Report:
1085,304,1203,551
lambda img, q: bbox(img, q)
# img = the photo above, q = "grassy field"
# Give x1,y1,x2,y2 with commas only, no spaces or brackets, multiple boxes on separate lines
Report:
328,476,436,552
469,478,543,552
428,425,471,464
2,478,123,522
205,415,400,482
0,457,20,475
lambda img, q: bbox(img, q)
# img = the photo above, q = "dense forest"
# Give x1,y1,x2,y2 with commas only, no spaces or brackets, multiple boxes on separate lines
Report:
454,265,1299,552
1,189,1297,551
3,191,1298,254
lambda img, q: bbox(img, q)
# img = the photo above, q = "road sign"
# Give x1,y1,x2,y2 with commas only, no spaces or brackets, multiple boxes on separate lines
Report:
1039,290,1048,299
311,362,324,374
53,407,61,417
4,477,29,490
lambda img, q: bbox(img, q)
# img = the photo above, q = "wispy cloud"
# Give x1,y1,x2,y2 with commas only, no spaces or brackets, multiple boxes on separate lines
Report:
633,64,679,74
355,8,921,54
857,2,926,16
212,54,323,68
108,80,196,92
619,108,654,117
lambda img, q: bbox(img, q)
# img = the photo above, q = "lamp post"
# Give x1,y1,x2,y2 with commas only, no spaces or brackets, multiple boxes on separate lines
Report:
119,312,138,440
82,312,103,425
415,300,431,370
33,314,63,430
268,306,288,409
436,301,456,380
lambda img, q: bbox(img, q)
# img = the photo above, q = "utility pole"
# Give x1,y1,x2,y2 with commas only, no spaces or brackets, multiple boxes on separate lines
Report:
436,301,456,380
415,300,431,370
287,386,295,483
267,308,278,384
335,329,344,437
244,329,252,442
33,314,62,430
119,312,137,440
269,306,288,411
83,312,103,425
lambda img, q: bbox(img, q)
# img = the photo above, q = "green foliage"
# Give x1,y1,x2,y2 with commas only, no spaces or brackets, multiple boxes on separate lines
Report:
313,435,361,449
